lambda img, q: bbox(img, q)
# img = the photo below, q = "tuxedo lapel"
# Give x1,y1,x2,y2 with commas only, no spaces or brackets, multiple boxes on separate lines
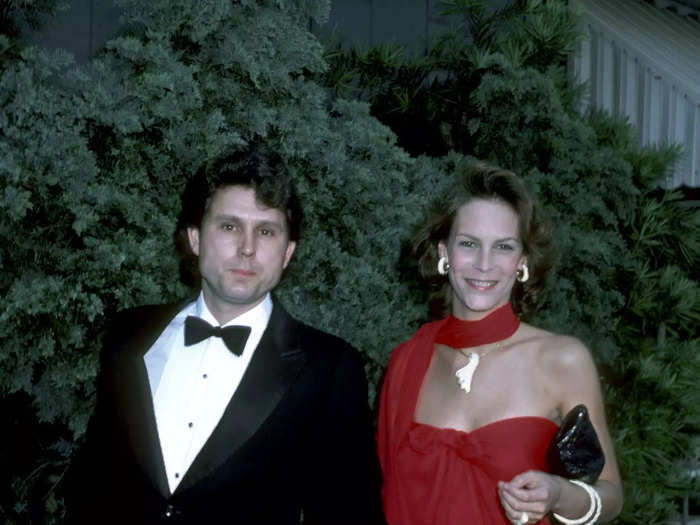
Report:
110,303,183,499
176,302,307,492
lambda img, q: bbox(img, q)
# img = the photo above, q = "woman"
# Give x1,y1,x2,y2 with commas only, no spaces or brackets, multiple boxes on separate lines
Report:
378,163,622,524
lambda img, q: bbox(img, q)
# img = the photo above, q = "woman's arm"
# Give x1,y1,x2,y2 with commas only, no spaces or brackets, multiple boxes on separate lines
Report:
550,337,623,521
499,337,623,523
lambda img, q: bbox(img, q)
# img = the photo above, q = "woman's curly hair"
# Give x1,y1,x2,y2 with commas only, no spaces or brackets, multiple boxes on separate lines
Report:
412,162,557,318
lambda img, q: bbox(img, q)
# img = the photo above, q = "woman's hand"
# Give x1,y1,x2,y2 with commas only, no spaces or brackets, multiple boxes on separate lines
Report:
498,470,562,524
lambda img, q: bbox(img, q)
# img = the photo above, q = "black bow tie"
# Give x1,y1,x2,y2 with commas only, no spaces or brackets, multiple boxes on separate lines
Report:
184,316,251,356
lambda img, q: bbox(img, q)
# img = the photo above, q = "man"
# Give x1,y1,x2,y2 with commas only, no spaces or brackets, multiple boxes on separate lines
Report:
66,146,385,524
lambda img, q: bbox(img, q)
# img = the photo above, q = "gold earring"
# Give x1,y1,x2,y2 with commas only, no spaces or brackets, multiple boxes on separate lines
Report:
437,257,450,275
516,264,529,283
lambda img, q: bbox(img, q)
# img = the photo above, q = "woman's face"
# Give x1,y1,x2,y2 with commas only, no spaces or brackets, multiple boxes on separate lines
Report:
438,198,526,320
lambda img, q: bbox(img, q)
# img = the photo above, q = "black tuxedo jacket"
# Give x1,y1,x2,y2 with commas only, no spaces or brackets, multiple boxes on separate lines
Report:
66,300,385,524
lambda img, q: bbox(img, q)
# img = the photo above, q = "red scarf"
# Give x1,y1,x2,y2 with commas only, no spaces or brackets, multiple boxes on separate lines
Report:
434,303,520,348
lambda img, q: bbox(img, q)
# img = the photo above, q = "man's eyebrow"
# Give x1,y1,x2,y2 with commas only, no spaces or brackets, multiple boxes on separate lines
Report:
211,214,284,228
254,220,285,229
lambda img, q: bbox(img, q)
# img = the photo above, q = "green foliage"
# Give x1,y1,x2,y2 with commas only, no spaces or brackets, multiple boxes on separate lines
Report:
441,0,582,67
0,40,190,521
322,0,700,522
279,98,429,390
1,46,96,523
2,0,698,523
0,0,65,42
1,0,437,521
321,0,585,157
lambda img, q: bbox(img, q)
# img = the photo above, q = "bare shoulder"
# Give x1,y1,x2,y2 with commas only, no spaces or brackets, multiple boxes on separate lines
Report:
517,323,595,376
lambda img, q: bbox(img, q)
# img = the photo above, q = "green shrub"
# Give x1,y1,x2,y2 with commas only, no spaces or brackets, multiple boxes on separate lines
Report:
1,1,436,521
2,0,698,523
322,1,700,522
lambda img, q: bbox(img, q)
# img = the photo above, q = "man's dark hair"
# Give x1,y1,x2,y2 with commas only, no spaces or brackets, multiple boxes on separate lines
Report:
174,143,302,287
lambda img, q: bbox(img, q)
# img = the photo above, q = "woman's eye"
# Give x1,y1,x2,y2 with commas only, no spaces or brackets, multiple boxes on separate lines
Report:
222,223,236,231
497,243,514,251
259,228,273,236
459,240,475,248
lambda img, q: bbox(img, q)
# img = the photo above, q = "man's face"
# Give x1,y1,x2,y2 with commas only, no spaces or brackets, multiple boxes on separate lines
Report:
187,185,296,323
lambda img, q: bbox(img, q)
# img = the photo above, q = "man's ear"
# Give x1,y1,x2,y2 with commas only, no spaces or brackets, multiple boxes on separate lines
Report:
187,227,200,256
282,241,296,269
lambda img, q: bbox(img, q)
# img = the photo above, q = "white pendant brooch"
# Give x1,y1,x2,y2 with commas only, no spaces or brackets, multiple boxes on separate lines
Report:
455,352,480,393
455,342,503,394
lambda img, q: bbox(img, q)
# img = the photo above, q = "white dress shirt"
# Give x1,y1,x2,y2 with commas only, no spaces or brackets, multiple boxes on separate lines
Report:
144,292,272,494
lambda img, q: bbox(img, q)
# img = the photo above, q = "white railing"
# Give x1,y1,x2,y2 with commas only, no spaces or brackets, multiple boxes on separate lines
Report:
570,0,700,188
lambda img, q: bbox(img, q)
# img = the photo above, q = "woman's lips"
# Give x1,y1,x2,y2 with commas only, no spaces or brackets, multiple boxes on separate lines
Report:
465,278,497,290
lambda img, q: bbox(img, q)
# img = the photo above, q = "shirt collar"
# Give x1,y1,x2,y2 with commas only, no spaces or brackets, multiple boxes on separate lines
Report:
195,292,273,331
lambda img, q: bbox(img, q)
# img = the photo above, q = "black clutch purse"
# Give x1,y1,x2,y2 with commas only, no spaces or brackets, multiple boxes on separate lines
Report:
547,404,605,483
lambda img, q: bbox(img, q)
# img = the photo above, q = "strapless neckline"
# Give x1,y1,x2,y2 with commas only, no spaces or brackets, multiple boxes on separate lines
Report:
411,416,559,436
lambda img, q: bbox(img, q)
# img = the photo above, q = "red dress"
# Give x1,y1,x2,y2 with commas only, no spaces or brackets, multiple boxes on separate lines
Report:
378,320,559,525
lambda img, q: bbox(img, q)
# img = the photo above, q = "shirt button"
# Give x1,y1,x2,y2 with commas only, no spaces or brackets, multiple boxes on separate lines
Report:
202,373,208,379
188,422,193,428
174,472,179,478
